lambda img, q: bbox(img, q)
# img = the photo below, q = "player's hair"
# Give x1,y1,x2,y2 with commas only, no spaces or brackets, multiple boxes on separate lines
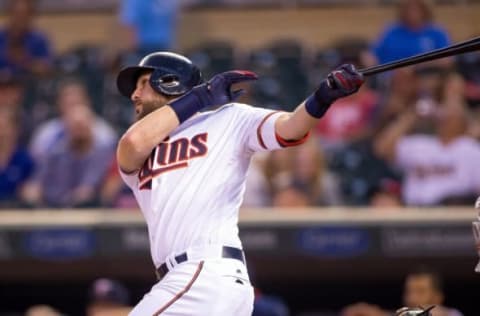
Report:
406,265,444,293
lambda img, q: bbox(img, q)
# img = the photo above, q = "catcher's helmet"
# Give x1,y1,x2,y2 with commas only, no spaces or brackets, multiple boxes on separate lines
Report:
116,52,202,98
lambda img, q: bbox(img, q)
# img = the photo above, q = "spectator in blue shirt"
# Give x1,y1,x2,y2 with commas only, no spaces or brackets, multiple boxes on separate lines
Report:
22,104,115,208
0,0,52,76
29,78,117,161
118,0,179,56
373,0,451,65
0,107,34,207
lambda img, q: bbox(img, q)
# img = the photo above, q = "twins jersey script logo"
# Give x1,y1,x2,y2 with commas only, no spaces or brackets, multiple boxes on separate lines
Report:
138,133,208,190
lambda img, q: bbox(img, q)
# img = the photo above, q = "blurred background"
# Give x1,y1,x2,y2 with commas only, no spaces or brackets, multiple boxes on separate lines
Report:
0,0,479,315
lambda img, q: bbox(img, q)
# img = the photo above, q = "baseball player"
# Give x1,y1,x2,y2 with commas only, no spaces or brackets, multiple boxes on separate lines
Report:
115,52,363,315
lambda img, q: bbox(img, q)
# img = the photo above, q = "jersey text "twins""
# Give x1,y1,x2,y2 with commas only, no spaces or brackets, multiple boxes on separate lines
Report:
138,133,208,189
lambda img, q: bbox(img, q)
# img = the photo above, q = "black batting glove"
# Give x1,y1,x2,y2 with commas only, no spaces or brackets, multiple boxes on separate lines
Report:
305,64,364,118
168,70,258,123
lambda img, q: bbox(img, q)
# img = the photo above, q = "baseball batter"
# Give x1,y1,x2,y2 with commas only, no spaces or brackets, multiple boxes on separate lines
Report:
115,52,363,315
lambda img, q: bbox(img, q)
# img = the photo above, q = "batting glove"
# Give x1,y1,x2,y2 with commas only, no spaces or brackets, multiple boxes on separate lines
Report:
305,64,364,118
169,70,258,123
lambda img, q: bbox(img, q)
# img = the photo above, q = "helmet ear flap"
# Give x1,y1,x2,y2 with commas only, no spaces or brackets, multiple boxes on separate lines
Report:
149,69,182,96
191,64,203,85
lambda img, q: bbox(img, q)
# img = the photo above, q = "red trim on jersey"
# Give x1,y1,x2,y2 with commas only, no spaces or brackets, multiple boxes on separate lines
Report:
275,131,310,147
119,167,139,175
151,162,189,177
257,111,280,150
138,162,189,189
152,261,204,315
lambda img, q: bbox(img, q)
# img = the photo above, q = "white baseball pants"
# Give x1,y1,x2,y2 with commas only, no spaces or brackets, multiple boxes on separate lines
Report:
129,257,254,316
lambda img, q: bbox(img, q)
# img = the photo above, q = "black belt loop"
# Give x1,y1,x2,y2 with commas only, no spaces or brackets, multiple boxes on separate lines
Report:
222,246,245,263
175,252,188,264
155,246,245,281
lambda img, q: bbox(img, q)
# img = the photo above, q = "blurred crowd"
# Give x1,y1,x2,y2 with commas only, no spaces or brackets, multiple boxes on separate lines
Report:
1,0,480,210
21,266,462,316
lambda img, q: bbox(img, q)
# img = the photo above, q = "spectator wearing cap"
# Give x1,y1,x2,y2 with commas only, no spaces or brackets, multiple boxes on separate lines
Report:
87,278,131,316
0,0,52,76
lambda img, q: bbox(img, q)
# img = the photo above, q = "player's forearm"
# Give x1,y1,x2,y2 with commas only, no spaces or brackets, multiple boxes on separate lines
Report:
276,64,364,140
275,102,318,140
117,106,180,172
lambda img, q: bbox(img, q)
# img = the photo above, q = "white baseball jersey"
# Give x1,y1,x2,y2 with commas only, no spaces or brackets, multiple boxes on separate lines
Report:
396,135,480,206
120,103,307,267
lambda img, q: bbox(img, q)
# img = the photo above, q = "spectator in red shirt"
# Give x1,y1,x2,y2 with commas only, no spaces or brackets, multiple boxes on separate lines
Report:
315,84,378,148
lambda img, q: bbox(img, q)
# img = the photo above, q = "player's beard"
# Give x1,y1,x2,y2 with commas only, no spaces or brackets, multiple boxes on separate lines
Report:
135,99,164,121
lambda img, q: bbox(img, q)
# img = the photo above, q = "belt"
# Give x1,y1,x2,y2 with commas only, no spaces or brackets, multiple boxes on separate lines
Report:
155,246,245,281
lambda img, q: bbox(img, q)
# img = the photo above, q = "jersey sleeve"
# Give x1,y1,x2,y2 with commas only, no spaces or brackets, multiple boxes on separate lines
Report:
118,166,139,189
235,104,309,153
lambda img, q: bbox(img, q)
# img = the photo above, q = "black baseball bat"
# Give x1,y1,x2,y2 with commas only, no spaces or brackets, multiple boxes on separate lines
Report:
359,35,480,76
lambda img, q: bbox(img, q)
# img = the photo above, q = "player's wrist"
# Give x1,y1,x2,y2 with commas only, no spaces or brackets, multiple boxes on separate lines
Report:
168,88,206,123
304,82,334,119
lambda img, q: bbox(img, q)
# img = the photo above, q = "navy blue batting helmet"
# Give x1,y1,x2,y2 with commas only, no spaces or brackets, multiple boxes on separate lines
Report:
116,52,202,98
